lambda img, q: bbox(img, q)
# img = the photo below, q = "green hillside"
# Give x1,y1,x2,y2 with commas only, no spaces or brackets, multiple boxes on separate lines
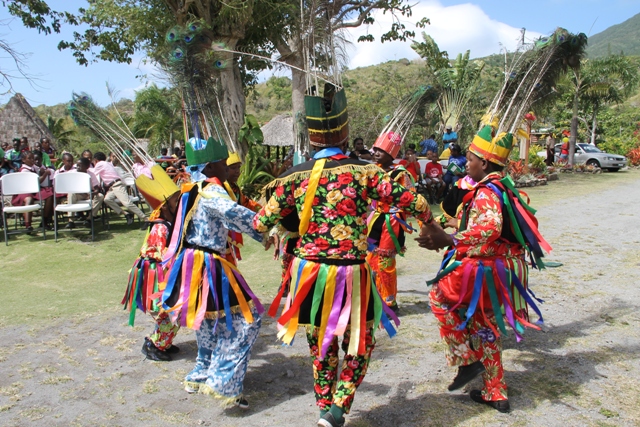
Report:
586,12,640,58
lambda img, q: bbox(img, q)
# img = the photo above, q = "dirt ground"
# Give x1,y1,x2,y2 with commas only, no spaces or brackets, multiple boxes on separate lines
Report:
1,173,639,427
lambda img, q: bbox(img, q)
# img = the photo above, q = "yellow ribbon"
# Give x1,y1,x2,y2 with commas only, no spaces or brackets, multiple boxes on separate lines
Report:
298,158,326,235
348,266,362,356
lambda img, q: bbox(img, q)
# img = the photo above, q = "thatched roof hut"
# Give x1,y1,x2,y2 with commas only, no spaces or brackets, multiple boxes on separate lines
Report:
0,93,54,145
261,114,294,147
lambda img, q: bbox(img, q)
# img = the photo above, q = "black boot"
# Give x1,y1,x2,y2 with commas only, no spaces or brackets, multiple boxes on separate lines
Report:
470,389,511,413
448,361,485,391
141,337,171,361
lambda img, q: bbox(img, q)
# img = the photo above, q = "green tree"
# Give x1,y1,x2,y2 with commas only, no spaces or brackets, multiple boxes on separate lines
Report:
411,33,485,144
6,0,279,156
577,55,639,145
131,84,183,155
267,0,429,155
46,115,76,149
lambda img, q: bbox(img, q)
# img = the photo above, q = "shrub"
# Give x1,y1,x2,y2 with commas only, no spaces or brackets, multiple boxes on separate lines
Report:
598,136,638,155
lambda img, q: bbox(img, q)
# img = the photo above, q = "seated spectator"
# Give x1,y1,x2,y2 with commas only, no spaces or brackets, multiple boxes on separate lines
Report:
40,137,56,159
11,151,54,232
82,150,93,165
443,143,467,190
65,157,105,229
424,150,445,201
0,143,11,176
442,125,458,149
33,151,55,229
19,137,30,154
32,142,53,167
93,151,147,226
398,145,421,181
54,152,76,202
4,138,22,172
132,153,154,179
158,148,172,159
348,137,373,161
418,134,438,157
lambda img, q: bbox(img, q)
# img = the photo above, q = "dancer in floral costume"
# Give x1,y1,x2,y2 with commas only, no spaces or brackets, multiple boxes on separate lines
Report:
417,126,551,413
367,132,417,312
254,139,432,427
123,162,181,361
160,137,264,408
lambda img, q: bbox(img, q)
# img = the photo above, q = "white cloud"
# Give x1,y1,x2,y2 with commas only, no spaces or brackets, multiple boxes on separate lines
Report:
345,0,544,68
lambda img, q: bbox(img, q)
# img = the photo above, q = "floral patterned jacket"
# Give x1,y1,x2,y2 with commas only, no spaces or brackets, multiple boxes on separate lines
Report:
453,172,525,258
140,221,170,260
253,158,432,261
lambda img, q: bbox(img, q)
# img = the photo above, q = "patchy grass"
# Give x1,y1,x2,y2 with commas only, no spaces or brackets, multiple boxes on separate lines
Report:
40,375,73,385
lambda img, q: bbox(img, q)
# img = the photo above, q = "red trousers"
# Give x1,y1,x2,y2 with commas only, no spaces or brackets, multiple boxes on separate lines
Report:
430,284,508,401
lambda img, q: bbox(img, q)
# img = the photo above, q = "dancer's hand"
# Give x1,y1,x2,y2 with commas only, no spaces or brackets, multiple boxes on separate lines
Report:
416,221,454,250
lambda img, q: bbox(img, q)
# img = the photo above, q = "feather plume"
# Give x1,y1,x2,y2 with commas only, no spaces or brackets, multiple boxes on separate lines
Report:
484,28,588,135
67,91,153,174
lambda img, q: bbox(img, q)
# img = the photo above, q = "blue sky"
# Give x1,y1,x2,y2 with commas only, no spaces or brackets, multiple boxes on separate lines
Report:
0,0,638,107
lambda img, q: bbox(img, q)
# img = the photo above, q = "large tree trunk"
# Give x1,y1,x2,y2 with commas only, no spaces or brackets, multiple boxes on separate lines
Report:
290,63,309,162
216,38,247,157
569,90,580,166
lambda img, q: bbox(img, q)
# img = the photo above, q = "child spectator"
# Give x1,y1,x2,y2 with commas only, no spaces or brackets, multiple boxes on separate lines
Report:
4,139,22,171
82,150,93,165
424,150,445,201
11,151,54,231
33,151,55,229
65,157,104,228
40,137,56,159
398,145,421,181
443,143,467,189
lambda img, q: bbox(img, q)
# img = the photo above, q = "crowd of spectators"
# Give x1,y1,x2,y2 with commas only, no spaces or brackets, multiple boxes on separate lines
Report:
0,136,184,233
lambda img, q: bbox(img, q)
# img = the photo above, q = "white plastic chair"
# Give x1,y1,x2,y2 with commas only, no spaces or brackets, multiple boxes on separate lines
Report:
53,172,95,242
1,172,46,245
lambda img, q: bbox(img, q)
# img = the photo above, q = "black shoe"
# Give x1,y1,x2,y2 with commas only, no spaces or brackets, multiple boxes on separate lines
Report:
140,221,149,231
165,345,180,354
125,213,134,225
25,226,33,235
470,389,511,413
317,412,344,427
64,222,76,230
141,337,171,361
448,361,485,391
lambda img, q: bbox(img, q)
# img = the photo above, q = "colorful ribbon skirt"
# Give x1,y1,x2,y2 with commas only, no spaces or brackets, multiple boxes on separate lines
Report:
160,248,264,331
268,257,400,358
429,251,543,342
122,256,165,326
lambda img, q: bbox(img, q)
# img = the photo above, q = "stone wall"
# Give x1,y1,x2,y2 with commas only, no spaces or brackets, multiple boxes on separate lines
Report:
0,93,54,145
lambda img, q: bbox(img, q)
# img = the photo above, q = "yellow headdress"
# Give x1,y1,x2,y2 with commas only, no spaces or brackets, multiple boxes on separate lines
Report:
226,152,242,166
468,125,514,167
135,165,180,210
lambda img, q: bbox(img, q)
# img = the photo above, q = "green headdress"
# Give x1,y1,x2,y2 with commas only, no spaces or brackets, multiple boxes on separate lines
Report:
185,137,228,166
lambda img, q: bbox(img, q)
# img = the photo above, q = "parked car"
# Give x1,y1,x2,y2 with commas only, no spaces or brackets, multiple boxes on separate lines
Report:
537,143,628,172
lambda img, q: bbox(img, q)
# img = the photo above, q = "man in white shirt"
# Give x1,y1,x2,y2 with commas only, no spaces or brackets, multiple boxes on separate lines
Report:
92,151,147,226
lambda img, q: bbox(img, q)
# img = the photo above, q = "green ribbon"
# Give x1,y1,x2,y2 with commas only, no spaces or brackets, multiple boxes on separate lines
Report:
309,264,328,325
500,175,536,215
426,260,462,286
484,266,508,336
385,215,404,256
502,191,527,248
